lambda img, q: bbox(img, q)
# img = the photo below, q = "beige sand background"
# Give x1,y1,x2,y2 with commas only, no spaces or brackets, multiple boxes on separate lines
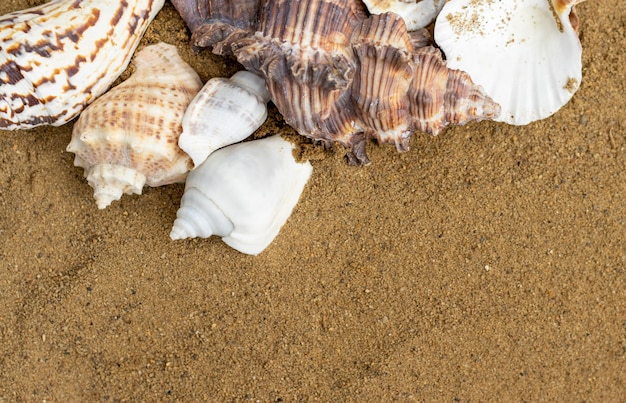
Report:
0,0,624,401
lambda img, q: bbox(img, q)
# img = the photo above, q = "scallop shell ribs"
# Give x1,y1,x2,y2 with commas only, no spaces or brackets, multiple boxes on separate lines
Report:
0,0,166,130
67,43,202,209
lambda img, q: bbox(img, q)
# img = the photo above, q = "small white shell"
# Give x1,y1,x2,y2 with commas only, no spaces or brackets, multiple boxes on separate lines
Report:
362,0,445,31
170,135,313,256
0,0,165,130
434,0,582,125
67,43,202,209
178,71,270,168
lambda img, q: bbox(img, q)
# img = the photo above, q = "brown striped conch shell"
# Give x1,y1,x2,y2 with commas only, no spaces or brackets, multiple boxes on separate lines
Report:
66,43,202,209
0,0,166,130
178,70,270,168
173,0,499,164
434,0,583,125
171,135,313,255
233,0,499,164
233,0,368,160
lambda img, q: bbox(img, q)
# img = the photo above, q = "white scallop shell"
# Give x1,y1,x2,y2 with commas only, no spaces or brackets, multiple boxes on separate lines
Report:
362,0,445,31
170,135,313,256
67,42,202,209
178,70,270,168
0,0,165,130
434,0,582,125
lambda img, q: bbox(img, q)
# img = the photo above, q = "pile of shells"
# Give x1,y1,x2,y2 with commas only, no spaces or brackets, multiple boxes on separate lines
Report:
0,0,584,254
173,0,502,164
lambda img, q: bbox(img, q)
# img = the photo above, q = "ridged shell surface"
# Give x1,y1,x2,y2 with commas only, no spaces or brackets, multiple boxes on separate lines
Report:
178,70,270,168
170,0,260,55
0,0,165,130
170,135,313,256
234,2,499,163
67,42,202,209
434,0,582,125
234,0,366,151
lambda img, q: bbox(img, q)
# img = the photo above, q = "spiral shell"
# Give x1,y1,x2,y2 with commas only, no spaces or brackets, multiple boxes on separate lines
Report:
178,70,270,168
0,0,165,130
233,1,499,164
170,135,313,256
67,42,202,209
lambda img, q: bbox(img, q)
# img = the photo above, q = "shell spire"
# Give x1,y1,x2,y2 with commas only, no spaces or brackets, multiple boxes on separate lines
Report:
408,47,500,135
0,0,166,130
67,43,202,209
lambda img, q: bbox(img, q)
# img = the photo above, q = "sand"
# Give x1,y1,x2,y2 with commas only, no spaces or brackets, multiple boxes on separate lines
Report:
0,0,624,401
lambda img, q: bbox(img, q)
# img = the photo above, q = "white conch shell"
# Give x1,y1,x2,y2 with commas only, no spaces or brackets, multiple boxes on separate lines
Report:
362,0,445,31
0,0,166,130
434,0,583,125
67,42,202,209
170,135,313,256
178,70,270,168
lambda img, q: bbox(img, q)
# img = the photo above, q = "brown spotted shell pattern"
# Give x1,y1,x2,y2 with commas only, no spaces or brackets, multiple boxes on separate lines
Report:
0,0,166,130
172,0,500,164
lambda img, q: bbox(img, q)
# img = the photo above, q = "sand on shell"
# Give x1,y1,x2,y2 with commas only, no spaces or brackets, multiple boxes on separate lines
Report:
0,1,624,401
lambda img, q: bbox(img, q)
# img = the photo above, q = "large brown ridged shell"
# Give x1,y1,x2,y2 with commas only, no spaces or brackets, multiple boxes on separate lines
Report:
350,13,416,153
174,0,500,164
234,0,366,151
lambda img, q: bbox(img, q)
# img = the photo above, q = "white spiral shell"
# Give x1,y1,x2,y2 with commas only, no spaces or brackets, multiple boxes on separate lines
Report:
178,70,270,168
67,42,202,209
0,0,165,130
170,135,313,256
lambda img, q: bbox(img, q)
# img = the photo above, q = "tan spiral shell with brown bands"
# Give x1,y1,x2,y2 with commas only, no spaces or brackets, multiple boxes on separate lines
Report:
0,0,165,130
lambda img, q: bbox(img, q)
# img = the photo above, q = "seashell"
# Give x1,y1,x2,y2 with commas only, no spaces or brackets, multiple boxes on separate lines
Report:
174,0,500,164
0,0,165,130
178,70,270,168
67,43,202,209
233,0,366,152
170,135,313,256
170,0,260,55
434,0,583,125
350,13,416,156
407,46,501,136
362,0,445,31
